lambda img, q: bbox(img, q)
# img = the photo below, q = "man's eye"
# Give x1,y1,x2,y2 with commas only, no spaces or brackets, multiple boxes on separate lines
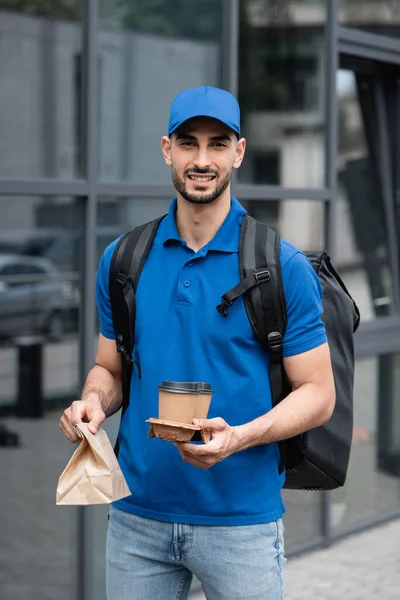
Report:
181,141,194,147
213,142,227,148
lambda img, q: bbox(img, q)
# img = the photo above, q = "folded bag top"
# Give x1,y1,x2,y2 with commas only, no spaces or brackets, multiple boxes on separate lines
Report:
56,422,131,506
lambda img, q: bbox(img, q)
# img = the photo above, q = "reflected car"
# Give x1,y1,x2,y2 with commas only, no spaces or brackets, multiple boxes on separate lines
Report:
0,254,71,341
0,228,60,258
0,227,122,333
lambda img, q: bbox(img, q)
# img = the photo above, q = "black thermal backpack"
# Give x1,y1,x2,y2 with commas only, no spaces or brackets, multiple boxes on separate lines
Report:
109,214,360,490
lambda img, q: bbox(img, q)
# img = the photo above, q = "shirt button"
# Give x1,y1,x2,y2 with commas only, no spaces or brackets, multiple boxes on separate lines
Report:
184,280,190,287
188,261,193,266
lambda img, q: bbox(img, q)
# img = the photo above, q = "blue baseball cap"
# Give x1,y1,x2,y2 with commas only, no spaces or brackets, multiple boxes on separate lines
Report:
168,86,240,137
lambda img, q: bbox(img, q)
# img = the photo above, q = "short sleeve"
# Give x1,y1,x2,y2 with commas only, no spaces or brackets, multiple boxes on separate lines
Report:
96,238,121,340
281,251,327,357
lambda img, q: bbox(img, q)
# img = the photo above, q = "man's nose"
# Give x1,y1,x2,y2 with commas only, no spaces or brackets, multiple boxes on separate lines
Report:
193,147,212,170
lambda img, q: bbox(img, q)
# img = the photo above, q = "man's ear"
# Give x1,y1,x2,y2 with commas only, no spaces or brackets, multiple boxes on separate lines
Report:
233,137,246,169
161,136,172,166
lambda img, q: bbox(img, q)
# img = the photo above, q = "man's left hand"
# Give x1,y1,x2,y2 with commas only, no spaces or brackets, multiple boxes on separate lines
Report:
175,417,240,469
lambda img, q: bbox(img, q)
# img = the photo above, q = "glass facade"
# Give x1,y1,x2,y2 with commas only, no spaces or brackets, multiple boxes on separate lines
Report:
1,2,400,599
337,68,397,320
339,0,400,38
238,0,326,187
98,0,224,183
0,3,83,179
0,195,82,599
331,354,400,532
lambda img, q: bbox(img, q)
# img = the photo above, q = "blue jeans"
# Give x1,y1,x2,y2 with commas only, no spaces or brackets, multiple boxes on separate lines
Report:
106,506,286,600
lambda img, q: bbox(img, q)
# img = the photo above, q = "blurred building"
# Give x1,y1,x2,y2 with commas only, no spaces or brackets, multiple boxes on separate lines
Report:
1,1,400,599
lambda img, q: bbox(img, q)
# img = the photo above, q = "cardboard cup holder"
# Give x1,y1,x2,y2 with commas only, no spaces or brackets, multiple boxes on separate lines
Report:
146,381,214,444
146,418,211,443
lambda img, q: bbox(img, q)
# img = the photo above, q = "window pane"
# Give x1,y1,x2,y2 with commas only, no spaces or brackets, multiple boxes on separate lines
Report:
331,354,400,533
0,195,82,600
98,0,224,183
336,69,396,320
238,0,326,187
282,490,322,548
340,1,400,39
0,3,83,179
243,199,325,251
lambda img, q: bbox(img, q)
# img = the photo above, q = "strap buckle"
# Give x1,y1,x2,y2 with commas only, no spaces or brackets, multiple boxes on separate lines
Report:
116,274,127,288
216,298,233,318
116,334,133,363
254,269,271,284
268,331,283,351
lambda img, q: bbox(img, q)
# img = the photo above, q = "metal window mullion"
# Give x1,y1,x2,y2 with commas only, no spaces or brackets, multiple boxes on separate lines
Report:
354,316,400,356
338,25,400,65
96,182,176,198
94,181,332,201
396,78,400,208
0,179,89,196
233,184,331,201
324,0,339,262
78,2,99,600
222,0,239,96
338,25,400,55
222,0,239,187
338,41,400,65
374,79,400,310
319,0,340,546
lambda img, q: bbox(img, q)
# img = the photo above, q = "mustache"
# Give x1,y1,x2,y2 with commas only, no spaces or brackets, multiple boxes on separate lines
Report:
184,168,219,177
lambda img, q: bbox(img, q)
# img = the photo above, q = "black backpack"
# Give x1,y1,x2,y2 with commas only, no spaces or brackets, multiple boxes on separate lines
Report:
109,214,360,491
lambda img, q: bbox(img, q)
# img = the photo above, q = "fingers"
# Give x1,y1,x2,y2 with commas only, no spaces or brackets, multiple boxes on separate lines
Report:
59,409,81,443
59,400,105,443
193,417,226,431
87,407,106,434
175,439,223,469
70,400,87,425
175,444,212,470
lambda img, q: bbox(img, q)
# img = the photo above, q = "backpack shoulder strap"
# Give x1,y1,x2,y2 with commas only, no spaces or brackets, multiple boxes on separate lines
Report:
240,215,287,353
109,216,165,421
242,215,288,474
216,214,287,358
216,214,287,472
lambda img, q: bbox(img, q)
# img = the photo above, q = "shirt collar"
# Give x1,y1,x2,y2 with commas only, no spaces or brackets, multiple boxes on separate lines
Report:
159,197,247,253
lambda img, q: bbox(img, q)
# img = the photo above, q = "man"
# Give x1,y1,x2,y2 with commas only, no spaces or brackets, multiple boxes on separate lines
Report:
60,86,335,600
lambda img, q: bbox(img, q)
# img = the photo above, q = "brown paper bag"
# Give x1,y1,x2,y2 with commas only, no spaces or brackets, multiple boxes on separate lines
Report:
56,422,131,505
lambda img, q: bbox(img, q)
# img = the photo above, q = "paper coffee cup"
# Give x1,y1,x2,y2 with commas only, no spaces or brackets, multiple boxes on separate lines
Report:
158,381,198,424
194,382,214,420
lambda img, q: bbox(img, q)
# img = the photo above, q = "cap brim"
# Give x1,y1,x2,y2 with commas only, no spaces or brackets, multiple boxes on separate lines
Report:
169,113,240,137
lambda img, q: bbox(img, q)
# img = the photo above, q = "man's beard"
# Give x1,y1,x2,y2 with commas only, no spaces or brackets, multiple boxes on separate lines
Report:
172,167,231,205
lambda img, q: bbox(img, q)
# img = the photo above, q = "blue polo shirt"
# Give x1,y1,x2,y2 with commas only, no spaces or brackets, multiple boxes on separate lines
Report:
96,197,327,525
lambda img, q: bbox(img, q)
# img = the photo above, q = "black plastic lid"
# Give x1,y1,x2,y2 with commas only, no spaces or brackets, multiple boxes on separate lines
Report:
158,381,199,394
197,382,214,393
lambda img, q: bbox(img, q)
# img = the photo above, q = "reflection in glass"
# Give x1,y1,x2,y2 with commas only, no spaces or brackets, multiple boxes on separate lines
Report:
238,0,326,187
97,197,171,246
340,1,400,39
336,70,395,320
243,199,325,251
98,0,224,183
331,355,400,533
282,489,321,548
0,2,83,178
0,195,83,600
0,196,82,409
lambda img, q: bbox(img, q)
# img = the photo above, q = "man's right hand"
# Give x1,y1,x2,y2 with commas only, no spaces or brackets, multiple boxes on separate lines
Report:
59,398,106,443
